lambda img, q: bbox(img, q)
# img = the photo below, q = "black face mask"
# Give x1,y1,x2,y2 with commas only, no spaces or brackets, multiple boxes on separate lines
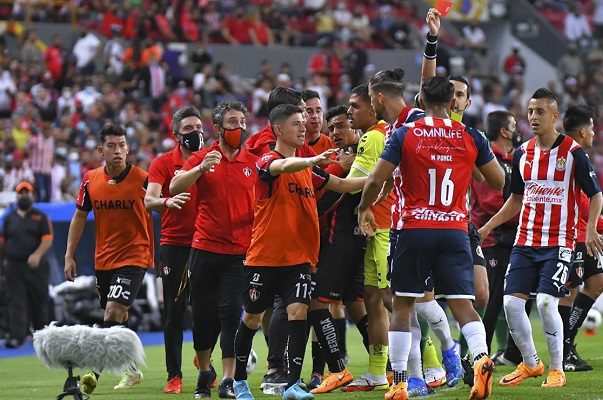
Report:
17,196,32,211
180,130,203,152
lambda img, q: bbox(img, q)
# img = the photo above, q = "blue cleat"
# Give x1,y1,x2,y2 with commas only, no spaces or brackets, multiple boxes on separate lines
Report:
441,342,463,388
407,377,431,397
283,381,314,400
233,380,254,400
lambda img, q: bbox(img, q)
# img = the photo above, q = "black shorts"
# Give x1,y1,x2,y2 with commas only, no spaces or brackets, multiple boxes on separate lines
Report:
567,242,603,288
244,264,312,314
469,222,486,267
313,239,365,303
95,266,147,309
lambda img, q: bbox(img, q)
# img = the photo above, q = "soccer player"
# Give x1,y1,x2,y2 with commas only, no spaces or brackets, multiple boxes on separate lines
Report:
64,124,153,393
170,101,257,399
559,105,603,372
359,76,503,400
144,107,200,394
307,105,369,394
301,89,335,155
232,104,366,400
470,111,521,356
342,83,395,392
478,89,603,389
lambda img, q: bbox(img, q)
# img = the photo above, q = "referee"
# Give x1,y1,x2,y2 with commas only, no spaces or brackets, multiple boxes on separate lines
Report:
170,101,257,399
145,107,201,394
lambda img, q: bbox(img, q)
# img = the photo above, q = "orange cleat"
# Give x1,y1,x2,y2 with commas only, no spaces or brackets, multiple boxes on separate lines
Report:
310,369,353,394
469,356,494,400
541,369,566,388
499,361,544,387
163,376,183,394
384,381,408,400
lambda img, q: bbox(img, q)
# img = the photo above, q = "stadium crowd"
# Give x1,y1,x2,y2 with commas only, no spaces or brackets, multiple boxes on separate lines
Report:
1,3,603,400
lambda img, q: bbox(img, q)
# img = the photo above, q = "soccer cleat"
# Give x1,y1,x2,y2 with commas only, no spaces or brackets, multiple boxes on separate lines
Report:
219,378,236,398
283,381,315,400
310,369,353,394
341,374,389,392
234,380,254,400
261,371,288,393
194,356,218,388
114,370,143,390
81,372,97,395
490,350,517,367
307,373,323,390
564,343,593,372
407,377,430,397
386,370,394,386
194,369,217,398
541,369,566,388
441,342,463,387
163,376,182,394
461,354,474,386
469,356,494,400
423,367,446,388
499,361,544,387
384,381,408,400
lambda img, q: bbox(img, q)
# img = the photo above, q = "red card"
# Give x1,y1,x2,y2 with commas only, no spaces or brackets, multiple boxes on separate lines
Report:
435,0,453,16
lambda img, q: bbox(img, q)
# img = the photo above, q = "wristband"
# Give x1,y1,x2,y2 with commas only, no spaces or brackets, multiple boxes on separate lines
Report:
162,197,170,207
305,158,314,166
424,33,438,59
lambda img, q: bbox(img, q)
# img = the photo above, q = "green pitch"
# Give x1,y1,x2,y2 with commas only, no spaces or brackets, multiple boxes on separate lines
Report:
0,319,601,399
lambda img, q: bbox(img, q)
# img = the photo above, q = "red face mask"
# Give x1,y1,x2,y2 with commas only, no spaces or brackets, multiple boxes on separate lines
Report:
222,127,248,149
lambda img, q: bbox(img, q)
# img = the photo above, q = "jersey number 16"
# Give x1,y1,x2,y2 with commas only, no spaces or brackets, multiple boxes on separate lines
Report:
428,168,454,206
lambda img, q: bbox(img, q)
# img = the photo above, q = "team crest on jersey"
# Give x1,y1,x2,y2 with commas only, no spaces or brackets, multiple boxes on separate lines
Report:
243,167,252,177
488,258,498,268
576,265,584,279
555,157,567,171
249,287,260,302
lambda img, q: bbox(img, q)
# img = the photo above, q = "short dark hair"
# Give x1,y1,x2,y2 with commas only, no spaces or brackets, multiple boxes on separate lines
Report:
326,105,348,122
351,83,371,103
212,101,248,125
531,87,559,104
420,76,454,107
448,75,471,99
266,87,303,114
563,105,594,133
301,89,320,102
99,124,126,144
486,110,513,141
269,104,303,129
172,106,202,133
368,67,406,97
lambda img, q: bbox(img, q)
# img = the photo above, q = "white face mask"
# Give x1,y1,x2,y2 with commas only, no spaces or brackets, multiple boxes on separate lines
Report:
85,139,97,149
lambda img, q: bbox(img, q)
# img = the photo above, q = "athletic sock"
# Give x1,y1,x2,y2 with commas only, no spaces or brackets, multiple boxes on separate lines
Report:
334,318,347,358
389,331,411,384
537,293,563,370
495,312,508,351
568,293,596,343
286,320,308,387
415,300,455,350
503,295,539,368
355,315,370,352
419,316,429,353
368,344,388,377
311,340,325,375
308,309,345,373
408,326,423,378
558,304,572,355
234,322,258,381
422,336,442,370
460,321,488,363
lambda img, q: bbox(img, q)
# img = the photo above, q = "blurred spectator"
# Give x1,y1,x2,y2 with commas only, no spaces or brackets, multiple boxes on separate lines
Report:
462,22,486,51
3,151,34,192
503,44,526,77
595,0,603,37
20,30,43,68
44,35,66,87
248,9,274,46
344,36,368,89
104,26,126,78
72,30,101,75
557,42,584,80
191,42,213,70
252,78,273,117
308,37,342,105
141,54,167,111
223,6,251,45
25,128,54,202
564,4,591,41
0,69,16,119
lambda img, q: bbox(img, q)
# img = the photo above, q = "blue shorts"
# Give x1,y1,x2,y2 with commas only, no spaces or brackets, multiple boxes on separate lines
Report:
504,246,573,297
387,229,400,281
390,228,474,299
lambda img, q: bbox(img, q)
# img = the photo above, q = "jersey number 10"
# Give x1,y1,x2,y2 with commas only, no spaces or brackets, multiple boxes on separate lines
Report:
428,168,454,206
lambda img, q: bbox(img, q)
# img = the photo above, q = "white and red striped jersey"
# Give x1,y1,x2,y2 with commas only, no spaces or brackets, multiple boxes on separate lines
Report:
386,106,424,230
26,134,54,175
512,135,601,249
382,116,493,231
